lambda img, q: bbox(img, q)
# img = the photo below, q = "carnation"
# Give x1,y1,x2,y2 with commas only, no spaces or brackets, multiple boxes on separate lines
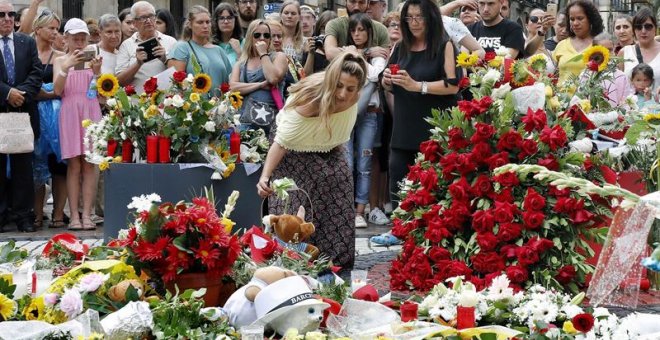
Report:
59,288,83,319
127,193,162,212
78,272,108,293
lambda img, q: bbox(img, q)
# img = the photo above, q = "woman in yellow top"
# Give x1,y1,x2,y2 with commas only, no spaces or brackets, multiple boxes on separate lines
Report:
256,51,367,270
552,0,603,85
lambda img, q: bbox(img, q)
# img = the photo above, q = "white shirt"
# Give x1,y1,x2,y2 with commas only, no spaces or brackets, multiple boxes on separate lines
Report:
442,16,471,47
115,31,177,90
98,44,118,75
0,32,15,64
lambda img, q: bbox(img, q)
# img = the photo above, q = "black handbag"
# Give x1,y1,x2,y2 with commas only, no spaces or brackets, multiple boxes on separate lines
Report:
239,60,278,126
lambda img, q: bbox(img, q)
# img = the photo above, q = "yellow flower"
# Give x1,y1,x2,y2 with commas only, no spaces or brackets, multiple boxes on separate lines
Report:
582,45,610,72
139,93,148,104
143,104,160,119
109,110,116,117
23,296,44,321
99,159,110,171
96,73,119,97
222,162,236,178
488,56,503,68
545,86,553,97
528,54,547,73
643,112,660,124
510,59,531,87
550,97,561,110
81,119,92,128
0,293,16,320
456,51,479,68
221,150,231,162
192,73,213,93
150,91,161,105
563,321,577,334
579,99,592,113
222,217,235,234
229,92,243,110
183,102,191,111
113,156,123,163
189,92,201,103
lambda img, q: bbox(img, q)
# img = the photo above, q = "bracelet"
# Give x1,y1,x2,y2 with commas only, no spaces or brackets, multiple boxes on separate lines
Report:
259,54,269,59
58,70,68,78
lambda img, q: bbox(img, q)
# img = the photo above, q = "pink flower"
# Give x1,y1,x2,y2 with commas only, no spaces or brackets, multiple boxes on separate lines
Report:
43,293,59,306
59,288,83,319
78,272,108,292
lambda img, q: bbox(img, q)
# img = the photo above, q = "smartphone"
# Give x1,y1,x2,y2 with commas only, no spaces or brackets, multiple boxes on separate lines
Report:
337,8,348,18
138,37,160,62
546,3,558,17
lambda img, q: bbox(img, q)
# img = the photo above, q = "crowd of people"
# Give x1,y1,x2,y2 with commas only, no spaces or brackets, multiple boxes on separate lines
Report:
1,0,660,269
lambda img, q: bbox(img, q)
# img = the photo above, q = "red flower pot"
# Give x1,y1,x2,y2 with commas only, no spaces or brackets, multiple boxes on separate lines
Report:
158,136,171,163
164,272,236,307
146,135,158,163
456,306,476,329
107,139,118,157
121,139,133,163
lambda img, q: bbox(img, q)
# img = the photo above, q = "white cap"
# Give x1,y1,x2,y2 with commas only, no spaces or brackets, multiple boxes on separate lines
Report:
64,18,89,35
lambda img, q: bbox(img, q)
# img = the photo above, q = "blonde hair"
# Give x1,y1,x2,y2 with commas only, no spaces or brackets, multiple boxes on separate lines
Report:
238,20,272,64
266,19,284,51
285,51,367,136
280,1,304,53
182,5,211,41
32,10,61,38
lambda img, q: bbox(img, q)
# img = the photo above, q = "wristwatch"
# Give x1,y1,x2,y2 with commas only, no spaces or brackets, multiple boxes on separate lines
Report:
421,81,428,95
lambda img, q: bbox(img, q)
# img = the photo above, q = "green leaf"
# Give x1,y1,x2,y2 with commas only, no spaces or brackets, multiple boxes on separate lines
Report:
479,333,498,340
625,120,651,145
173,235,193,254
125,283,140,302
190,52,202,75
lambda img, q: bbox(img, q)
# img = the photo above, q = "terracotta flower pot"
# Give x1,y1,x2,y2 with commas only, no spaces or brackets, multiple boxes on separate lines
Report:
164,272,236,307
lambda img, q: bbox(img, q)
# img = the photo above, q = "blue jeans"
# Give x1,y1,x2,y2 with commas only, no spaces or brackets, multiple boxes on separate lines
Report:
346,111,379,205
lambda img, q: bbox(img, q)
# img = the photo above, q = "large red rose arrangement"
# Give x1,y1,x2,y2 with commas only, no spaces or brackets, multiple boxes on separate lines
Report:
389,56,618,294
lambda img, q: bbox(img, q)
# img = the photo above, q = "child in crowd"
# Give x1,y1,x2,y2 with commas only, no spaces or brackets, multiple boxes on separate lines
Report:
631,63,659,110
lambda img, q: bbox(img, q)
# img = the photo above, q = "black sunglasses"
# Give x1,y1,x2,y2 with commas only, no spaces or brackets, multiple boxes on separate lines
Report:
634,23,655,31
530,16,540,23
253,32,271,39
0,11,16,19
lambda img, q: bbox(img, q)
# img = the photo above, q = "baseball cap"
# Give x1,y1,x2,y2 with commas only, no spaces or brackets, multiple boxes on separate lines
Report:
64,18,89,35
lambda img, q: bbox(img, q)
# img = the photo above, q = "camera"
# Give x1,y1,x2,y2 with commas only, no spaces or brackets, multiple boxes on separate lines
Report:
82,46,96,62
313,35,325,50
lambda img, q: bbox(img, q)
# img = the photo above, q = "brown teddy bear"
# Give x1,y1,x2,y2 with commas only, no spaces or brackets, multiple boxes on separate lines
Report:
264,206,320,260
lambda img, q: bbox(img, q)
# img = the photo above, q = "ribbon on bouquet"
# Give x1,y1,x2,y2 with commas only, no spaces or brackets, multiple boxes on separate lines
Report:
587,192,660,308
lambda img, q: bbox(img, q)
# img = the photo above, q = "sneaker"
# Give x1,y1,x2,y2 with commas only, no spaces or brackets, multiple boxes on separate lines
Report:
383,202,393,215
369,208,390,225
355,215,368,228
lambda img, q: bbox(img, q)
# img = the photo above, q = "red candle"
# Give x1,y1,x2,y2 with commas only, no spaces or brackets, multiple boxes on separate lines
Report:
502,58,513,83
400,301,418,322
107,139,118,157
146,135,158,163
121,139,133,163
158,136,171,163
389,64,400,75
230,131,241,162
456,306,476,329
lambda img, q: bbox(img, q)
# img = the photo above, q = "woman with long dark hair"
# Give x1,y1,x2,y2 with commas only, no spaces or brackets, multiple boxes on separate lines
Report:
212,3,243,67
156,8,179,39
118,8,136,43
618,7,660,90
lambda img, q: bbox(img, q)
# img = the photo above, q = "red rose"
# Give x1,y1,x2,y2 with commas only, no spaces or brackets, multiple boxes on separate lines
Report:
428,246,451,263
556,265,577,284
471,122,497,143
420,140,442,162
523,188,546,211
493,171,520,187
124,84,136,96
496,130,523,151
587,59,599,71
493,201,519,223
449,176,472,202
599,165,618,184
437,260,473,281
583,158,593,171
407,164,423,181
538,154,560,171
484,51,496,61
411,188,435,206
521,108,548,132
554,197,577,214
572,313,595,333
220,82,231,93
478,96,494,112
549,185,570,197
505,265,529,283
477,232,499,251
498,222,522,242
470,142,493,165
539,125,568,151
471,174,493,198
420,168,439,191
172,70,187,83
448,127,470,150
528,236,554,253
472,209,495,233
440,152,459,179
571,208,594,224
522,210,545,230
424,223,453,243
470,251,506,274
516,246,540,266
500,244,519,258
458,100,478,119
495,187,515,203
458,76,470,89
143,77,158,94
445,201,471,230
518,139,538,159
486,152,510,170
455,153,477,175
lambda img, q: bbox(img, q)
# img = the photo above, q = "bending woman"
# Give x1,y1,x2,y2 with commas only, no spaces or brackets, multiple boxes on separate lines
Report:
257,51,368,270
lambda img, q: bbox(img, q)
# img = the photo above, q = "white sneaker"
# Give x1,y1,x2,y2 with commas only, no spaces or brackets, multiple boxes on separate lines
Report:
355,215,368,228
383,202,393,214
369,208,390,225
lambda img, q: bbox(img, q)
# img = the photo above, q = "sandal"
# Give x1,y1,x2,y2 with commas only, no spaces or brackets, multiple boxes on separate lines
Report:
370,233,402,246
82,217,96,230
49,219,66,228
33,218,43,229
68,220,83,230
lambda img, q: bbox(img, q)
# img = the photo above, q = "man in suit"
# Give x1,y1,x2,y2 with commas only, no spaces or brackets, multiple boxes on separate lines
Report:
0,0,43,232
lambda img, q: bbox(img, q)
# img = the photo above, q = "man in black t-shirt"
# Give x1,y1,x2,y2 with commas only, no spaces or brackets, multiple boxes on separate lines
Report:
468,0,525,58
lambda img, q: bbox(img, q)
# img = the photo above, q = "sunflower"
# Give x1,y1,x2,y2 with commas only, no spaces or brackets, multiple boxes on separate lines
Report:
96,74,119,98
0,293,16,321
229,92,243,110
23,296,44,321
488,56,504,68
510,59,532,87
643,112,660,124
582,45,610,72
528,54,547,73
456,51,479,68
192,73,212,93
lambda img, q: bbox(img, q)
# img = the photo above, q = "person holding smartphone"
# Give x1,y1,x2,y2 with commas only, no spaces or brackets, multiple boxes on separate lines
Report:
52,18,102,231
115,1,176,90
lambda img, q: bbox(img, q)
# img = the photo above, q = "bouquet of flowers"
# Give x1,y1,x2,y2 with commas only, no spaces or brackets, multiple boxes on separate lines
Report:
114,190,242,283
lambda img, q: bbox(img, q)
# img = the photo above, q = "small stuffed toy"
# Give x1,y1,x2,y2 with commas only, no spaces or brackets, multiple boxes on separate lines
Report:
263,206,320,260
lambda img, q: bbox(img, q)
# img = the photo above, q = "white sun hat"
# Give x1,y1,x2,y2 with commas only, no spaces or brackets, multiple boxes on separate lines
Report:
252,275,329,325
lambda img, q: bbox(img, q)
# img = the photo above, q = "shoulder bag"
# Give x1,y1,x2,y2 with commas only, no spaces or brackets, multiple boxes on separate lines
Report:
239,59,279,126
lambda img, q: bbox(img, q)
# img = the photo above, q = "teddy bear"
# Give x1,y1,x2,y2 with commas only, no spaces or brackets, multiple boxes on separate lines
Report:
263,206,320,260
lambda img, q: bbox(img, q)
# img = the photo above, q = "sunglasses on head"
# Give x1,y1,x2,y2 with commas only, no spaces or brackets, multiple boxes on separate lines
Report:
634,23,655,31
38,9,52,18
0,11,16,19
253,32,271,39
